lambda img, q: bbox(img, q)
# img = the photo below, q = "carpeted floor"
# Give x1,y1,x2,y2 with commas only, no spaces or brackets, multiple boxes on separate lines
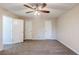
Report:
0,40,77,55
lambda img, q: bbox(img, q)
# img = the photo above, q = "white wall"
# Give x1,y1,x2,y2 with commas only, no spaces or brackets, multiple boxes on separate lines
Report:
44,19,56,39
25,16,56,40
56,5,79,54
0,15,3,51
25,20,32,39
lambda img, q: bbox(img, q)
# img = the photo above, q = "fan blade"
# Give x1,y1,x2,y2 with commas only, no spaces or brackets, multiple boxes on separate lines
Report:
24,4,34,9
41,3,47,8
26,11,33,13
40,10,50,13
36,3,38,7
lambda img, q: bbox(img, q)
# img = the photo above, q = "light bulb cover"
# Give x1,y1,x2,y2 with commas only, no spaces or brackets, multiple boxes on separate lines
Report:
34,11,40,16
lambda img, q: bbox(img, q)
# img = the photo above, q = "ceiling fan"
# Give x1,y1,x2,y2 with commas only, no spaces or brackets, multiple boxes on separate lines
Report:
24,3,50,15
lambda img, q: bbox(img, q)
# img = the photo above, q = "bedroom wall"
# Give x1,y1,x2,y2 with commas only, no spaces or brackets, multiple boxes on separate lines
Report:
24,15,56,40
56,5,79,54
0,14,3,51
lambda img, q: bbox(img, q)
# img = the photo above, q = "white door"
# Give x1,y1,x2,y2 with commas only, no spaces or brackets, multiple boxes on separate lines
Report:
45,20,53,39
12,19,24,43
25,20,32,39
32,19,45,39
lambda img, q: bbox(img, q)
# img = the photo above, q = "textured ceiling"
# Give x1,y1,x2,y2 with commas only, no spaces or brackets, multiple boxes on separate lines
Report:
0,3,78,18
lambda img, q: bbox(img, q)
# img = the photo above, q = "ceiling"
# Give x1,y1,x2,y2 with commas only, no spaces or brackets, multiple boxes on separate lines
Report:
0,3,78,19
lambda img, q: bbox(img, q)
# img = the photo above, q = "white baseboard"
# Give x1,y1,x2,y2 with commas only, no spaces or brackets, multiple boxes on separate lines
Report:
58,40,79,55
24,38,56,40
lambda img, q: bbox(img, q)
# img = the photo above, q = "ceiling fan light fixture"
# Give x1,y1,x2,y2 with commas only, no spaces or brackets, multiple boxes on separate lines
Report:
34,11,40,16
37,12,40,15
